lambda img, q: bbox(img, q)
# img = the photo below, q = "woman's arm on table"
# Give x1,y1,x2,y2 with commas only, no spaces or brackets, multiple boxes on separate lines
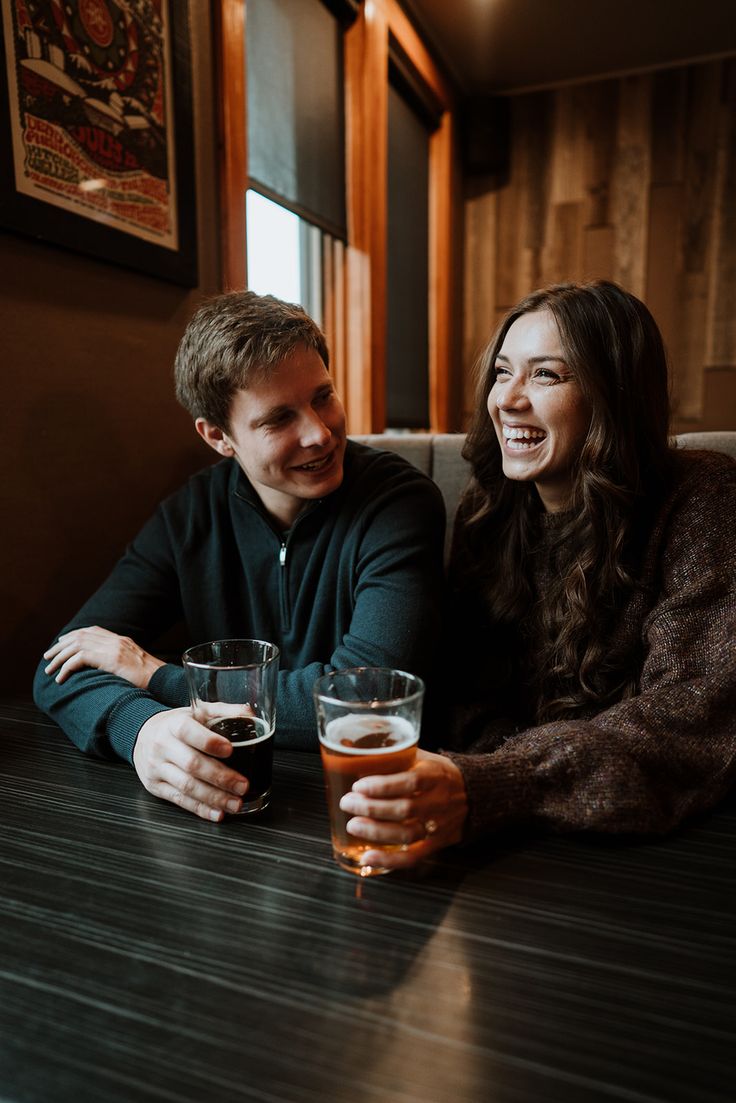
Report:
342,456,736,866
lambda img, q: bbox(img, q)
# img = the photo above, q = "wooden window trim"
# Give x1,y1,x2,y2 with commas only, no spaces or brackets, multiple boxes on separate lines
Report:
215,0,247,290
215,0,458,431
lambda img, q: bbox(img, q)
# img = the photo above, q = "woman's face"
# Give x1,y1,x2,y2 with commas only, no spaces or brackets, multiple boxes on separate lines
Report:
488,309,591,512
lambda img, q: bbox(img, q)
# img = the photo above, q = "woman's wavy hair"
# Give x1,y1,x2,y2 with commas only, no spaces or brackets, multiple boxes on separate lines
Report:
458,280,672,721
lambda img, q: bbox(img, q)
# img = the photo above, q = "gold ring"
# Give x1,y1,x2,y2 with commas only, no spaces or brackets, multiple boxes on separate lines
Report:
424,818,438,836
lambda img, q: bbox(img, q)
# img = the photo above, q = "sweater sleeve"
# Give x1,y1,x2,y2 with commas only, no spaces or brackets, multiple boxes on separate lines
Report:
32,503,185,763
444,457,736,839
273,472,446,748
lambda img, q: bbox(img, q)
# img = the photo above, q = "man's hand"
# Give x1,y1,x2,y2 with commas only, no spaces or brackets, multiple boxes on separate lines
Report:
338,750,468,870
43,626,165,688
133,708,248,821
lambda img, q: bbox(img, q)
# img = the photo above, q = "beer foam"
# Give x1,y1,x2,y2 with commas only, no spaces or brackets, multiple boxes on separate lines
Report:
320,713,417,755
207,715,273,746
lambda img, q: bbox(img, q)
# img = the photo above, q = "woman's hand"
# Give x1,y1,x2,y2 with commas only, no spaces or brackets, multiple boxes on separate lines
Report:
43,626,165,689
339,750,468,870
133,708,247,821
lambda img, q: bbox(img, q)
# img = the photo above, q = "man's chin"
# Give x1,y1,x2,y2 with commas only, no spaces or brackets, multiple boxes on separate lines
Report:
304,467,343,499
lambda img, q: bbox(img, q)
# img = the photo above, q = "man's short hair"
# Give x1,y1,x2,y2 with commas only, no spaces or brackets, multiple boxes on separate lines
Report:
174,290,330,430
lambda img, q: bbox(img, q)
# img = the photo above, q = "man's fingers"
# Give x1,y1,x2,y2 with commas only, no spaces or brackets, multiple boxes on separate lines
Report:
149,779,227,823
48,653,91,684
172,716,235,760
44,642,80,672
165,736,248,796
157,762,244,815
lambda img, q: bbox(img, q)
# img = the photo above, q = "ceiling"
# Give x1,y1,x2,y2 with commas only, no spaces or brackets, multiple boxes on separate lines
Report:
402,0,736,96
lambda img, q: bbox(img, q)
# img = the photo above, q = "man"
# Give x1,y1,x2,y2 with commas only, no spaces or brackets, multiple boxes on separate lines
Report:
33,291,445,822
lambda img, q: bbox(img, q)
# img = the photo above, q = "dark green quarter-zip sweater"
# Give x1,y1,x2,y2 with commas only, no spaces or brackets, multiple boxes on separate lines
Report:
33,441,446,761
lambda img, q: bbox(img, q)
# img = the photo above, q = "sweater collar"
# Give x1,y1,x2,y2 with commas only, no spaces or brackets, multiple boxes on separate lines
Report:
228,443,358,525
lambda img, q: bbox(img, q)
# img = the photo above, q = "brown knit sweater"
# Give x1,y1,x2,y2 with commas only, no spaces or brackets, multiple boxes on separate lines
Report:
444,449,736,839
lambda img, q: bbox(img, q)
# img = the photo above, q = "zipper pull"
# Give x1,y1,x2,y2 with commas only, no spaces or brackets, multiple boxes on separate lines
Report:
279,542,287,567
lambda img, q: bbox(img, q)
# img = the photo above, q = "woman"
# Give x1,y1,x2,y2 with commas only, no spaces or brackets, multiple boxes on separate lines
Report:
340,280,736,870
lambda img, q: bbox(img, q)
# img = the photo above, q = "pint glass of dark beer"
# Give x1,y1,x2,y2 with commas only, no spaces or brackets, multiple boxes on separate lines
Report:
313,667,424,876
183,639,280,814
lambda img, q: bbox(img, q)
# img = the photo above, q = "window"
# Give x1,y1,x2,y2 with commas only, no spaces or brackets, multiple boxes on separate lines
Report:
246,190,302,304
216,0,458,431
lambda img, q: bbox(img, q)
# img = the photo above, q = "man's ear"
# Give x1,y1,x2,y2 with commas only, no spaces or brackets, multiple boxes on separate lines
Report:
195,418,235,457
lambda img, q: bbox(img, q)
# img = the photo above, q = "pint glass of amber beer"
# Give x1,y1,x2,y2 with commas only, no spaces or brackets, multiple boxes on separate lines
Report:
313,667,424,876
183,639,280,814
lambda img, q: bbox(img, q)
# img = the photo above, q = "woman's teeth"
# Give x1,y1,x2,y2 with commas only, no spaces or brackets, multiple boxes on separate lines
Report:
500,427,547,450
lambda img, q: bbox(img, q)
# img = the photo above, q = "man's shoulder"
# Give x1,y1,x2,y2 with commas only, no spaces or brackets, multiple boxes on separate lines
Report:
344,438,438,489
154,459,237,528
338,440,445,528
162,457,235,503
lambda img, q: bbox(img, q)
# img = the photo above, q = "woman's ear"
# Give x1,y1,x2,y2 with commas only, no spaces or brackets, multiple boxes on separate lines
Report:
195,418,235,457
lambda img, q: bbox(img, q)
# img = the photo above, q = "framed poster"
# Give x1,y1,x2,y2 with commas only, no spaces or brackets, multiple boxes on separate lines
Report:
0,0,197,286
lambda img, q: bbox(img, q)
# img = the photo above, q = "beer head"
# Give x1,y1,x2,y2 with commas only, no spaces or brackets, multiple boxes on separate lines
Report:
320,714,417,755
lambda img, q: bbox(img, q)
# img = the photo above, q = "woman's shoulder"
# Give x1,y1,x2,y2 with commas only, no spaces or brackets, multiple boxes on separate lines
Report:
666,446,736,509
649,448,736,576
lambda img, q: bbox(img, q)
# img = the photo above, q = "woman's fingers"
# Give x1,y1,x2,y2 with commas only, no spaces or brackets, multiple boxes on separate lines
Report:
345,815,426,846
339,751,469,870
340,791,416,822
358,841,438,870
350,769,422,798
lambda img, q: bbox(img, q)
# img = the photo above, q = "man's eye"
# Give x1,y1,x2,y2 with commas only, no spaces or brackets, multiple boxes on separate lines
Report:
314,390,334,406
265,411,293,428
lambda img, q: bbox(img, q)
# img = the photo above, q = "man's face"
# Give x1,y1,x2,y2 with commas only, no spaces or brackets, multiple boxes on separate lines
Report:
210,345,347,528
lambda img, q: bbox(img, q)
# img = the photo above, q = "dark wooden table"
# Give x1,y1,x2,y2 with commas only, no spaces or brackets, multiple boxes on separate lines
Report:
2,701,735,1103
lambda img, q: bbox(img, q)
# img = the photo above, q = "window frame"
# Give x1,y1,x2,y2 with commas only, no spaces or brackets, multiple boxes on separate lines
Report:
215,0,459,432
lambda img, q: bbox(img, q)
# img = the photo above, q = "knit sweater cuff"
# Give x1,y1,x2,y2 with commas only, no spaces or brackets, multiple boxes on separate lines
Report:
107,695,171,764
442,748,536,842
149,663,189,707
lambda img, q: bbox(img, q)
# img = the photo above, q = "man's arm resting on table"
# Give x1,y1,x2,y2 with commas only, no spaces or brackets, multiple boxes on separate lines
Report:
33,663,256,821
43,626,165,688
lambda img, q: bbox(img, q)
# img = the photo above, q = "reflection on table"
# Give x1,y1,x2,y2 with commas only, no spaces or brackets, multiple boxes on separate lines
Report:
2,700,735,1102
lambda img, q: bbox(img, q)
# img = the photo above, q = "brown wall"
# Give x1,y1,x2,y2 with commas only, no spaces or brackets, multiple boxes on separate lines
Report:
1,1,220,692
463,58,736,433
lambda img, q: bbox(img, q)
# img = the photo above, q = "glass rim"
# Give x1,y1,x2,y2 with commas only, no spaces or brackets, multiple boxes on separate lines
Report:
313,666,424,708
182,638,280,671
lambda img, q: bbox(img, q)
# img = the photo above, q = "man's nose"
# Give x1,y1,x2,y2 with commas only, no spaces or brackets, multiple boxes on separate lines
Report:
300,410,332,446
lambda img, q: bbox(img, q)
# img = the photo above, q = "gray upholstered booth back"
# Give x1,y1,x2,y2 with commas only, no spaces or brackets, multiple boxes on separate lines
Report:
352,431,736,560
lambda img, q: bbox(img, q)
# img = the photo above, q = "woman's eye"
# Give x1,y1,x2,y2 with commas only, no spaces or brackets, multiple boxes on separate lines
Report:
535,369,561,383
493,366,510,379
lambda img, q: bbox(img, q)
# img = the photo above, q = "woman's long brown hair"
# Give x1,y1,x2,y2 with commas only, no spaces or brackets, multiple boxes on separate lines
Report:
457,280,672,721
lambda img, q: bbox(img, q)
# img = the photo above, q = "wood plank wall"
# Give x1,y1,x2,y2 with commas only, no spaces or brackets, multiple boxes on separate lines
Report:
463,58,736,434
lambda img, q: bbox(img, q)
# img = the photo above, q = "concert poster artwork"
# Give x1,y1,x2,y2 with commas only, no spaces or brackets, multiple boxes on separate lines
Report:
0,0,197,285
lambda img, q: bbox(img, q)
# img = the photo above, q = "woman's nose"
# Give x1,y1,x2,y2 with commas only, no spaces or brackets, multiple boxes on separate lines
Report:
490,377,530,412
